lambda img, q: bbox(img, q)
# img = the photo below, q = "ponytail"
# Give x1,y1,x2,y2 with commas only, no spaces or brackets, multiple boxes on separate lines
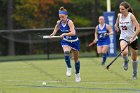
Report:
128,7,133,14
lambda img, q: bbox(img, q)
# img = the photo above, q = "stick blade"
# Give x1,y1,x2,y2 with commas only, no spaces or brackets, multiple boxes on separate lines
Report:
106,65,110,70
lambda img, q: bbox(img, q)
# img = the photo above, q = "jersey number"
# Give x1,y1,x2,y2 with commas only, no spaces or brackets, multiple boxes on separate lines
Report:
121,26,127,30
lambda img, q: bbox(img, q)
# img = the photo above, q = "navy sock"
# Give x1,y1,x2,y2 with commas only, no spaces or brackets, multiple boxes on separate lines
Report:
102,53,107,63
64,55,71,68
75,61,80,74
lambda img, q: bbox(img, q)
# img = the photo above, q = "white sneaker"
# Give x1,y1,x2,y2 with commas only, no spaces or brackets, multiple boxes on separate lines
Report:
66,68,72,77
75,73,81,82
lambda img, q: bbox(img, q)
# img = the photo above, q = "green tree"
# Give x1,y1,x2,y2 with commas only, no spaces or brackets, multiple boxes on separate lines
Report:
12,0,71,28
12,0,96,28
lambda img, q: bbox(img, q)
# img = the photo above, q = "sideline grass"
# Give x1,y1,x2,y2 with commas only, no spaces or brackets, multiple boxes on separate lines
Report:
0,57,140,93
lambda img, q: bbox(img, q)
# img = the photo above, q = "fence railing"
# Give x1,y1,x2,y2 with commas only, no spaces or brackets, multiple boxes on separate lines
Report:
1,27,139,61
0,27,98,61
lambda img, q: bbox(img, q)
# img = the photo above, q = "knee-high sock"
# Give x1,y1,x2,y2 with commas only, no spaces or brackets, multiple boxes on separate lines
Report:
132,60,138,74
75,61,80,74
102,53,107,63
123,55,128,62
64,55,71,68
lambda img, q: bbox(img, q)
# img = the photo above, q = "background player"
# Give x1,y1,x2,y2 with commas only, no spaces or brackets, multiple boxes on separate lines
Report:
90,16,113,65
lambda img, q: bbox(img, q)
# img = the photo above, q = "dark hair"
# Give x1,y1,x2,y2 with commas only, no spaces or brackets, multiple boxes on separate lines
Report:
120,1,134,14
59,6,67,12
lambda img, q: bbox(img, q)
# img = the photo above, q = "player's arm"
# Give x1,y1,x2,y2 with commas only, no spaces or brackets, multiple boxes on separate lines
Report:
114,13,120,32
130,14,140,42
50,20,60,36
94,26,98,42
106,24,113,35
60,20,76,37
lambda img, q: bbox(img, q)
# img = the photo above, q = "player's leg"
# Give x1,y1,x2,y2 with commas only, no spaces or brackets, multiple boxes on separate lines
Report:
97,46,103,64
97,46,102,54
120,40,129,70
130,48,138,79
72,50,81,82
62,45,72,76
101,45,109,65
129,40,138,79
97,41,108,65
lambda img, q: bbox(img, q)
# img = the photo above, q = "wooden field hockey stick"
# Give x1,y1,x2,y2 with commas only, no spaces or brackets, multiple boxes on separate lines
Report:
106,43,129,70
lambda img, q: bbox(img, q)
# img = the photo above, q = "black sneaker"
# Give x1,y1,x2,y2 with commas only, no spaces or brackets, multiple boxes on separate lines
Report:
123,60,129,71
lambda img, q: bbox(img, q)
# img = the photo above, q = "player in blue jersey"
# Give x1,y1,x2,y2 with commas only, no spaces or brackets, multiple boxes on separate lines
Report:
90,16,113,65
50,6,81,82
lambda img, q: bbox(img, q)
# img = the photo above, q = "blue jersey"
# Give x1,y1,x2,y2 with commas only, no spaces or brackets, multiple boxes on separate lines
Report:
97,24,110,46
59,19,78,40
59,19,80,51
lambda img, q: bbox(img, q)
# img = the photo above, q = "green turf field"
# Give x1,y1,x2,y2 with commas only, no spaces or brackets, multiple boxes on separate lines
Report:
0,57,140,93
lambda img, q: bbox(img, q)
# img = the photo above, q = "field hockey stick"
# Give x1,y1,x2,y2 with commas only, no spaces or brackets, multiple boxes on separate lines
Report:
106,43,129,70
88,41,97,47
43,35,61,39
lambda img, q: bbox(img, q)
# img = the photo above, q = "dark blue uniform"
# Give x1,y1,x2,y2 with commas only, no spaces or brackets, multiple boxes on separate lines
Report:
59,19,80,51
97,24,110,46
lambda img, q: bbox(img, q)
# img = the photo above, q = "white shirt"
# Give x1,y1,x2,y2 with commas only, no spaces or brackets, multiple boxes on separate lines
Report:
119,12,137,41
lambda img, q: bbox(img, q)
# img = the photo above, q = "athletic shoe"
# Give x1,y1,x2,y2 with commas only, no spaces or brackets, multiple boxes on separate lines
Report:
66,68,71,77
75,73,81,82
133,73,138,80
123,60,129,71
102,61,106,65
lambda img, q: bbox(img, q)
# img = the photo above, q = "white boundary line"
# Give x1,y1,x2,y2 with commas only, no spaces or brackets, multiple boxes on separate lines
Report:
5,80,140,92
4,80,129,85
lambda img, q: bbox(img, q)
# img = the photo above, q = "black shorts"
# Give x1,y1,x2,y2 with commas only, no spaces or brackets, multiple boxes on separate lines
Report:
120,39,138,50
129,39,138,50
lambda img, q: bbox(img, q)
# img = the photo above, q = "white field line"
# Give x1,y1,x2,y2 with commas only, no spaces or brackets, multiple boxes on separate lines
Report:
4,80,129,85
